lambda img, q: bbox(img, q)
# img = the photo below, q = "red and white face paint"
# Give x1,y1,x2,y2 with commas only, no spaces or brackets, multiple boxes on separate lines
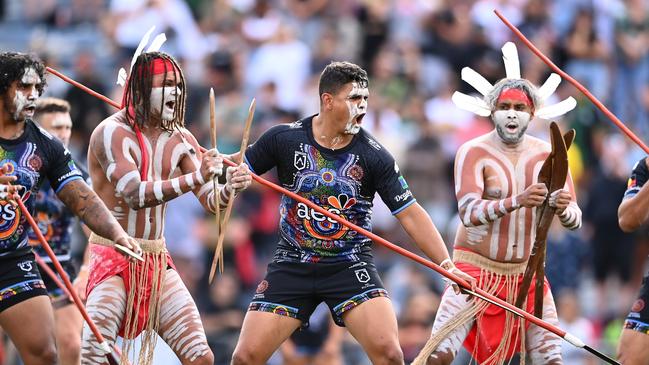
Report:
12,67,40,121
344,82,369,135
493,88,533,145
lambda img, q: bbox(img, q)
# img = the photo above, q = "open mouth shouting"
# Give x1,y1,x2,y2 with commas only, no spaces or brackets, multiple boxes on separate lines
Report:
24,104,36,116
354,112,366,125
505,121,518,133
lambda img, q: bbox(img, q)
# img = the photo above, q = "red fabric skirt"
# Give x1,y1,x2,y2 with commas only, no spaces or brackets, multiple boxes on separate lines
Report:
455,249,550,364
86,242,175,338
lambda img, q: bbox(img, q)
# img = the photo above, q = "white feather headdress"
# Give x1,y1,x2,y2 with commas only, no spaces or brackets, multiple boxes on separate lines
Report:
116,26,167,87
452,42,576,119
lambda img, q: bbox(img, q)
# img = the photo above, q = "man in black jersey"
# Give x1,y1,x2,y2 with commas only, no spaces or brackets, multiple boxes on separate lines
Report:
618,157,649,364
30,97,90,365
0,52,141,365
231,61,475,365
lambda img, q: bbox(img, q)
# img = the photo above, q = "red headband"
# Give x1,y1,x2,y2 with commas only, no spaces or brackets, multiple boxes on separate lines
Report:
497,88,533,107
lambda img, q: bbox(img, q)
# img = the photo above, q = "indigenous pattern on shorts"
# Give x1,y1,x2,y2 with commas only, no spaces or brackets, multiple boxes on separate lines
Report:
29,165,88,263
248,301,300,319
0,279,46,302
0,120,83,257
333,288,388,317
245,115,415,263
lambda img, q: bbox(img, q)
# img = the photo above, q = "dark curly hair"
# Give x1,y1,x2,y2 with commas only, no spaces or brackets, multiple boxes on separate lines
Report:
0,52,46,97
122,51,186,133
318,61,368,97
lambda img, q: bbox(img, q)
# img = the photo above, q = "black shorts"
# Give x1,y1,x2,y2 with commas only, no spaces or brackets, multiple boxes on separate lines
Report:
625,274,649,335
41,261,76,308
0,252,48,313
248,259,388,327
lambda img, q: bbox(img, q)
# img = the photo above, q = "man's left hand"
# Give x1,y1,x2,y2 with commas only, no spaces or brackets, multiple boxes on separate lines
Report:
548,189,571,214
225,164,252,194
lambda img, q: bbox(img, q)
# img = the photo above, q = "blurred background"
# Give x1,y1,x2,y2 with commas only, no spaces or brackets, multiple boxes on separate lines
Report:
2,0,649,364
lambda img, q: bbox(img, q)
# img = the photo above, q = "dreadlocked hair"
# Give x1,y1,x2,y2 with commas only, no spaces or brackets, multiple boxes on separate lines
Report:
122,51,186,133
0,52,46,97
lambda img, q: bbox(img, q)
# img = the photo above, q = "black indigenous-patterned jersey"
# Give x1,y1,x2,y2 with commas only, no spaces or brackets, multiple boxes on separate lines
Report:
245,115,416,263
28,164,89,263
624,158,649,200
0,120,83,258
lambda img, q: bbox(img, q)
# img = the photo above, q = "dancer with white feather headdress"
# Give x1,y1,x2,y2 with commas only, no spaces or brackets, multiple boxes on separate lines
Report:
413,42,581,365
79,29,252,365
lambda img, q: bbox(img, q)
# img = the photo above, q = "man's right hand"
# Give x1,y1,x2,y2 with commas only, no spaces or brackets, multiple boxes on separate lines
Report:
114,235,144,262
517,183,548,208
0,164,21,204
199,148,224,182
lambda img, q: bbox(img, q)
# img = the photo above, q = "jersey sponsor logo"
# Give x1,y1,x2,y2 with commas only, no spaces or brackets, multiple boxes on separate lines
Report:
394,190,413,202
296,202,341,224
294,151,308,170
17,260,33,272
56,169,82,183
355,268,370,283
0,201,20,239
367,137,381,150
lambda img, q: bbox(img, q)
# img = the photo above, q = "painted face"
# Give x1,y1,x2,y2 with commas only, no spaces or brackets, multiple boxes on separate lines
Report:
344,82,369,135
40,112,72,147
492,92,534,145
150,70,182,122
10,67,41,122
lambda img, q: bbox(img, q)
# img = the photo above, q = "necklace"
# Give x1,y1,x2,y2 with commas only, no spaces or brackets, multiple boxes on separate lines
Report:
320,134,342,150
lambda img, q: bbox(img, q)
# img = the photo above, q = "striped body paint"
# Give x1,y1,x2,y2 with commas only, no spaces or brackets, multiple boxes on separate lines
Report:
425,129,580,364
88,110,228,240
84,109,219,364
454,131,580,262
80,271,209,364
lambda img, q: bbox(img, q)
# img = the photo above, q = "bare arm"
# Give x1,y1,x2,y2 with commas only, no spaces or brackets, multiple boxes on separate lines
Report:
397,203,477,290
56,179,126,242
396,202,450,264
553,171,582,230
619,183,649,232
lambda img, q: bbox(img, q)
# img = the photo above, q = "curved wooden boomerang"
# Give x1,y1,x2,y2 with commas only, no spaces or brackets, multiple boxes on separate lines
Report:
46,66,618,365
494,9,649,155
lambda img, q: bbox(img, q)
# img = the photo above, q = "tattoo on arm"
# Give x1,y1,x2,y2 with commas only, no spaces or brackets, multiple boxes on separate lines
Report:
56,179,124,241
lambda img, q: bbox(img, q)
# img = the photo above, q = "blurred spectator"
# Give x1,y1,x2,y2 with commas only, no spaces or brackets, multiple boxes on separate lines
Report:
585,133,637,319
612,0,649,138
561,7,610,101
246,23,311,112
63,51,110,142
557,290,598,365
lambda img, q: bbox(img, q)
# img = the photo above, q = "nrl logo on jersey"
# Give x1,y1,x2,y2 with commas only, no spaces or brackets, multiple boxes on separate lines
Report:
294,151,308,170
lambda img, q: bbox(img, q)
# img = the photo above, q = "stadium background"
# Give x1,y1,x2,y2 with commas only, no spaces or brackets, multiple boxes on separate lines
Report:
1,0,649,364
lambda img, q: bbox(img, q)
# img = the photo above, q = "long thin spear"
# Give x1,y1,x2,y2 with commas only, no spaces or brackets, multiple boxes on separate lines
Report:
207,88,223,277
47,65,618,364
208,99,255,284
